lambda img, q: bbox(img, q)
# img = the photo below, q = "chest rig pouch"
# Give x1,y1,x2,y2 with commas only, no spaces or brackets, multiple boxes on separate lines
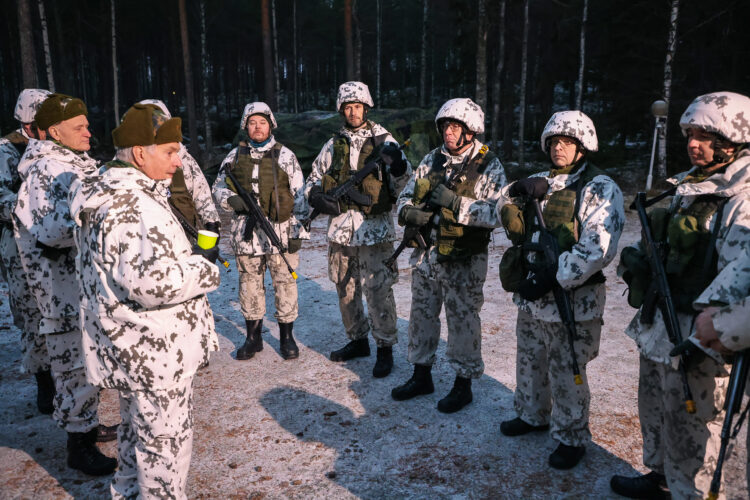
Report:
169,167,202,229
230,143,294,223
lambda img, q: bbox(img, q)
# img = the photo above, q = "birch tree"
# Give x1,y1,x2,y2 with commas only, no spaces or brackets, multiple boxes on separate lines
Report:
17,0,37,88
111,0,119,124
178,0,199,157
38,0,55,92
419,0,428,108
475,0,488,114
261,0,276,108
518,0,530,168
490,0,506,150
657,0,680,179
271,0,280,110
575,0,588,110
200,0,212,159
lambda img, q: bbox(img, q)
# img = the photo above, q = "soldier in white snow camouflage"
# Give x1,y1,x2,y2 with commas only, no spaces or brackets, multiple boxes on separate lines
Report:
71,103,220,499
0,88,53,414
13,93,117,476
498,110,624,470
612,92,750,499
391,98,507,414
305,81,411,378
213,102,309,361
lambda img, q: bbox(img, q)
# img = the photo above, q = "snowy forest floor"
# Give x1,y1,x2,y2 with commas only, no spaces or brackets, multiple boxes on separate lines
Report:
0,208,747,499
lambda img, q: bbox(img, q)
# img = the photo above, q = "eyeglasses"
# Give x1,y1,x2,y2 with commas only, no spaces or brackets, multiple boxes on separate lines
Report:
548,136,577,148
442,122,464,133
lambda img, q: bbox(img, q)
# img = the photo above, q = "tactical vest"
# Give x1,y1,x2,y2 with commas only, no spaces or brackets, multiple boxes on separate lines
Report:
230,142,294,223
425,146,496,261
169,167,202,229
329,128,392,215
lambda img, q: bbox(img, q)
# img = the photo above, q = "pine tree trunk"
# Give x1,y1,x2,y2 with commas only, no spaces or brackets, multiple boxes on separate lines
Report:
111,0,119,124
490,0,506,150
344,0,354,81
475,0,487,116
178,0,199,157
37,0,55,92
292,0,298,113
658,0,680,179
375,0,381,106
518,0,530,168
419,0,428,108
261,0,276,107
17,0,37,88
575,0,588,110
271,0,281,110
353,0,362,80
200,0,212,162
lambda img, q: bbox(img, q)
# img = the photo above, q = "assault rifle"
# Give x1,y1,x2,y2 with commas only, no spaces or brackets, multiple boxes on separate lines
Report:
706,349,749,500
225,169,298,279
632,191,696,413
301,139,411,231
529,199,583,385
169,205,230,270
383,226,427,273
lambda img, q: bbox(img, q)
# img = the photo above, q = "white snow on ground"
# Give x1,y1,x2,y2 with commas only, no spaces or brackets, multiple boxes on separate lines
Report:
0,209,746,499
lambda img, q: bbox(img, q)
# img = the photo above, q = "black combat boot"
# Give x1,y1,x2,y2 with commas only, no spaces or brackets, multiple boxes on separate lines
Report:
279,322,299,360
96,423,119,443
67,429,117,476
548,442,586,470
34,370,55,415
236,320,263,360
437,376,473,413
330,338,370,362
391,364,434,401
372,346,393,378
610,471,670,499
500,417,550,437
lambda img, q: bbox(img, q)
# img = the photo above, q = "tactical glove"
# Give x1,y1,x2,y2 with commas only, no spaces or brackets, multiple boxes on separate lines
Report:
509,177,549,200
308,185,341,216
381,142,407,177
192,244,219,264
517,266,556,301
401,206,433,227
203,221,221,244
287,238,302,254
35,240,67,260
428,184,461,213
227,195,249,214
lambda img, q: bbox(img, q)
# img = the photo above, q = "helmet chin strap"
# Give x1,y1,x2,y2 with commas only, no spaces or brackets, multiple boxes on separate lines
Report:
448,125,472,154
700,138,744,172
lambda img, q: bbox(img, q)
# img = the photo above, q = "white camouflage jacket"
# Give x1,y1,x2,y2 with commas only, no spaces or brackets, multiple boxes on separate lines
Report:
624,151,750,365
398,140,507,273
305,121,411,246
69,164,220,391
499,163,625,322
213,136,309,257
0,128,28,224
13,139,99,334
176,145,220,225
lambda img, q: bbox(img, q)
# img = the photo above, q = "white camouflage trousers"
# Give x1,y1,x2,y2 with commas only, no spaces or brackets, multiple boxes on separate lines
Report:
328,242,398,347
513,310,601,447
237,253,299,323
638,355,728,500
46,330,99,433
0,227,48,373
112,378,194,500
407,252,488,378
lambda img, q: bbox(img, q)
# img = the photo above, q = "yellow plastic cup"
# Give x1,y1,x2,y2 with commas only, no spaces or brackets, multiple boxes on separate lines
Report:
197,230,219,250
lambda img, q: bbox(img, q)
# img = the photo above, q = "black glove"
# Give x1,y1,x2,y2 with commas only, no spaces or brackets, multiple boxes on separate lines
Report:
35,240,67,260
308,185,341,216
381,142,407,177
428,184,461,213
287,238,302,254
227,195,249,214
401,206,433,227
193,244,219,264
517,266,556,301
509,177,549,199
203,221,221,244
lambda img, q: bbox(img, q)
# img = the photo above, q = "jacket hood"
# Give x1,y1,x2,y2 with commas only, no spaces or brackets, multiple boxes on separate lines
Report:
670,149,750,199
18,138,96,180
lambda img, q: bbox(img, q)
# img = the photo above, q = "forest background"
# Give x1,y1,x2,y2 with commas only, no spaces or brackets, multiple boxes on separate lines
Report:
2,0,749,182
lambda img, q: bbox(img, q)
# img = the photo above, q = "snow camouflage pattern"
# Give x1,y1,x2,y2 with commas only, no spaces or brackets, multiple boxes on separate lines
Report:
112,379,194,500
679,91,750,144
13,88,52,123
335,81,374,111
237,253,299,323
213,137,309,256
499,165,625,323
239,101,278,129
175,144,220,226
399,141,506,377
407,253,488,378
0,129,27,221
328,241,399,346
540,111,599,153
305,120,411,246
514,311,601,447
435,98,485,134
69,165,220,391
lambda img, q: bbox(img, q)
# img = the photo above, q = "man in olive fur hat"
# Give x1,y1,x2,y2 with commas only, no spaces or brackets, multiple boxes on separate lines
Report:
70,103,221,498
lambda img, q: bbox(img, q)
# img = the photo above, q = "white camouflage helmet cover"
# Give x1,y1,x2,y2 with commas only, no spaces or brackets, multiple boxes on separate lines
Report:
679,91,750,144
541,110,598,153
435,98,485,134
240,101,277,129
14,88,52,123
138,99,171,118
336,81,374,111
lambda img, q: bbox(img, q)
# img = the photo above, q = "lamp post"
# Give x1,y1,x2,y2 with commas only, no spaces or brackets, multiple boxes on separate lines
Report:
646,99,668,191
